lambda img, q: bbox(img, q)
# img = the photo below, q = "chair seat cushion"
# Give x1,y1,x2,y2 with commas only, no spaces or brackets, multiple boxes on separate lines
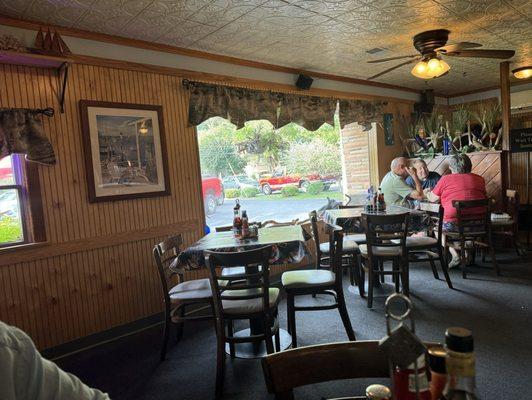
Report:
169,278,211,302
392,236,438,247
221,266,262,276
359,244,402,257
344,233,367,244
491,218,514,226
281,269,335,289
320,239,359,254
221,288,280,315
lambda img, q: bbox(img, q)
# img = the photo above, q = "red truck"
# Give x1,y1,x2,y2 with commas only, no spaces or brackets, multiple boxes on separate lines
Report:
202,176,224,215
258,170,337,195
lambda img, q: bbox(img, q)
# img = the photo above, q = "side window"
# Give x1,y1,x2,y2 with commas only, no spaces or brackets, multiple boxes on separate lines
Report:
0,155,45,247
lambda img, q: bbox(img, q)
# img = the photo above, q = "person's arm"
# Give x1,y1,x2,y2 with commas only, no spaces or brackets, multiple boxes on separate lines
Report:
426,190,440,203
0,323,110,400
427,177,444,203
406,167,424,200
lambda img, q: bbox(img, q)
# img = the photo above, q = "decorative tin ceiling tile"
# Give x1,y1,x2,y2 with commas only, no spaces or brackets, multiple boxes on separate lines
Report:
0,0,529,94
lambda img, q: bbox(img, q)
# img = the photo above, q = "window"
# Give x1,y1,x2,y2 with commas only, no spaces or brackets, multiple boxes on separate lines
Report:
0,155,45,248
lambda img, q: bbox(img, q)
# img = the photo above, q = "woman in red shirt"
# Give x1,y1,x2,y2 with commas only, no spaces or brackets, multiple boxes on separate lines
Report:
426,154,487,267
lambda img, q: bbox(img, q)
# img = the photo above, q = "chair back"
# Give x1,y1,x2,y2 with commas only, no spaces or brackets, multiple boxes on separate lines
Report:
153,235,184,308
205,246,273,319
338,205,364,209
215,225,234,232
452,199,491,236
309,210,322,265
262,341,389,400
361,213,409,259
262,219,299,228
419,203,444,246
506,190,520,225
324,223,344,282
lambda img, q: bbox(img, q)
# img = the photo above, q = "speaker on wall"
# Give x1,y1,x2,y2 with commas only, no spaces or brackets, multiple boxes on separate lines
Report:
295,74,313,90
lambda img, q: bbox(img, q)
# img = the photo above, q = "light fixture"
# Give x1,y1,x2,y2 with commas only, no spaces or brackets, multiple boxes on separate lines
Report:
411,56,450,79
512,66,532,79
139,122,148,135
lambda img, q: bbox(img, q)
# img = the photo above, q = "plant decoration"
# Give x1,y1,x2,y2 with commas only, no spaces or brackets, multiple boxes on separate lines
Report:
401,102,502,158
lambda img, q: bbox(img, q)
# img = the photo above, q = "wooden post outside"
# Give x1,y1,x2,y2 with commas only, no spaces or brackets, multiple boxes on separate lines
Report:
500,61,511,189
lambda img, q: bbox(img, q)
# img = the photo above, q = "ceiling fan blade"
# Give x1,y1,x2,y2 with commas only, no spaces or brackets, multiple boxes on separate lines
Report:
445,49,515,59
367,54,419,63
367,58,419,80
436,42,482,53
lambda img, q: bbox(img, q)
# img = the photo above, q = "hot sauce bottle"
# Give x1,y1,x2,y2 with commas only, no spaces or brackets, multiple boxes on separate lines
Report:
394,354,431,400
428,346,447,400
232,200,242,237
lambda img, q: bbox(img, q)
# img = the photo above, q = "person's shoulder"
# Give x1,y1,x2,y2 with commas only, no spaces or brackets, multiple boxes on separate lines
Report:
0,321,32,353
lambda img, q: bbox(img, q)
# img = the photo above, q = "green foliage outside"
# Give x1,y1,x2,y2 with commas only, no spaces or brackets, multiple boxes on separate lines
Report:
197,116,341,179
241,187,259,198
281,185,299,197
0,216,23,244
306,181,324,195
225,189,240,199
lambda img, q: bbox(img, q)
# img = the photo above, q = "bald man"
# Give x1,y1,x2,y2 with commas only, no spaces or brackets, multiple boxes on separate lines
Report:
380,157,424,207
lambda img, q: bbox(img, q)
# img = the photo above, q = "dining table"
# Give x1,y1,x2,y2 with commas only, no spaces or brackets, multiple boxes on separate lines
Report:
178,225,311,359
323,204,432,297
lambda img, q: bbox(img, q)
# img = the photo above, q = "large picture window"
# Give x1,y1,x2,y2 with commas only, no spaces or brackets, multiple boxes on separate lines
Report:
0,155,45,248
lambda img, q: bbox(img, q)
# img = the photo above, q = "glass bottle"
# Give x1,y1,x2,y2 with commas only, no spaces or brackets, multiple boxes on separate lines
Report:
429,346,447,400
394,354,431,400
441,327,479,400
232,200,242,237
241,210,249,238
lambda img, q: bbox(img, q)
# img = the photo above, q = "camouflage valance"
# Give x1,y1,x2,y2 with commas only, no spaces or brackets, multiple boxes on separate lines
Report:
0,108,56,165
184,80,384,132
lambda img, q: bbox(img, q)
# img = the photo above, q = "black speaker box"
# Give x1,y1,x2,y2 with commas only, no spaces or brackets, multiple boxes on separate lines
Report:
295,74,313,90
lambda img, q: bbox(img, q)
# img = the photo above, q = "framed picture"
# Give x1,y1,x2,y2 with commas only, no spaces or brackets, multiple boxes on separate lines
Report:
79,100,170,202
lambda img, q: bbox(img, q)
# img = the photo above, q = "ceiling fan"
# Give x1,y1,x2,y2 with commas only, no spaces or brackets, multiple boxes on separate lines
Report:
367,29,515,80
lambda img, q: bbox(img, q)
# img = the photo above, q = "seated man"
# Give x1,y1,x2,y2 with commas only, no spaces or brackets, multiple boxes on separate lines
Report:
380,157,424,207
405,159,441,190
426,154,487,267
0,320,110,399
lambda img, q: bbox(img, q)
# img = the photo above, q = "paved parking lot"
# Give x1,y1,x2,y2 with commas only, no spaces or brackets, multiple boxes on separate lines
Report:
205,197,333,229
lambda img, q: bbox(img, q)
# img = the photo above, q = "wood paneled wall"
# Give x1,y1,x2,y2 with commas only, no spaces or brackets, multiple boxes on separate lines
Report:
0,63,206,350
0,60,412,351
510,111,531,205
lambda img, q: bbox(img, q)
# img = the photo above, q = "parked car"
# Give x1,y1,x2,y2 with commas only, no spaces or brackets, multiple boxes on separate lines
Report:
202,176,224,216
222,175,260,190
258,170,337,194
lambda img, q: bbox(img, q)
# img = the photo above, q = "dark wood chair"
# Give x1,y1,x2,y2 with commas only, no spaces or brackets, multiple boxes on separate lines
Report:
404,203,453,289
205,245,280,398
262,341,389,400
153,235,213,361
359,213,409,308
281,223,356,348
309,210,361,286
445,199,500,278
339,205,367,245
491,189,522,256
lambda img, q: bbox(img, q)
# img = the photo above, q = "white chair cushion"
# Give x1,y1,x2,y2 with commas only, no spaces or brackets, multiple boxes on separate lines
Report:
320,239,359,254
491,218,514,226
281,269,335,289
391,237,438,247
359,244,402,257
221,266,262,276
169,278,211,302
344,233,367,243
221,287,280,315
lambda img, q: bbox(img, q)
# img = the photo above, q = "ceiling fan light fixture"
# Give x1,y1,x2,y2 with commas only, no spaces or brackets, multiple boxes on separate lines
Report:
513,66,532,79
411,57,450,79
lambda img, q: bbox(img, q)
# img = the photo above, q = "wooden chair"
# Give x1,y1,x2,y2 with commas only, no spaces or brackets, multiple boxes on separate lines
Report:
359,213,409,308
153,235,213,361
339,204,367,245
404,203,453,289
262,341,389,400
262,219,299,228
445,199,500,278
281,223,356,348
205,246,280,398
491,189,522,256
309,210,361,286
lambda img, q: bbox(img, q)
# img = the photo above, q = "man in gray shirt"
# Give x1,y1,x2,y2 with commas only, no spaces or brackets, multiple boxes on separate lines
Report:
0,320,110,400
380,157,424,207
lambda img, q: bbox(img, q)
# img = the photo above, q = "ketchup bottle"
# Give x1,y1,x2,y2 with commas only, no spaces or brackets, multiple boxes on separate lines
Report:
394,354,431,400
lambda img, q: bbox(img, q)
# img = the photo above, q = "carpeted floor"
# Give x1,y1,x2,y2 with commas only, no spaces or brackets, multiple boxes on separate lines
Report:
57,251,532,400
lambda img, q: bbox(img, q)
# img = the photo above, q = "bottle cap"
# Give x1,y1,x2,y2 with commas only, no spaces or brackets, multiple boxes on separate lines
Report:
445,327,474,353
428,346,446,374
365,384,392,400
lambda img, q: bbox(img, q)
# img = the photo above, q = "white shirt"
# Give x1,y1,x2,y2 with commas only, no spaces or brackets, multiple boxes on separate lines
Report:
0,321,111,400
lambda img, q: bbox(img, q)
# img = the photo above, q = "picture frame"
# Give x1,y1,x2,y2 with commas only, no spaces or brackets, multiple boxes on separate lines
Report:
79,100,170,202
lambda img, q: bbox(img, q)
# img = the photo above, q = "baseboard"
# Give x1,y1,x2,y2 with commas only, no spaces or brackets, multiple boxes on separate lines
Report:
42,313,165,360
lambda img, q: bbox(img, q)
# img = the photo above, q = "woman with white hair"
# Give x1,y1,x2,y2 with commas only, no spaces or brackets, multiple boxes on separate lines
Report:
426,154,487,267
